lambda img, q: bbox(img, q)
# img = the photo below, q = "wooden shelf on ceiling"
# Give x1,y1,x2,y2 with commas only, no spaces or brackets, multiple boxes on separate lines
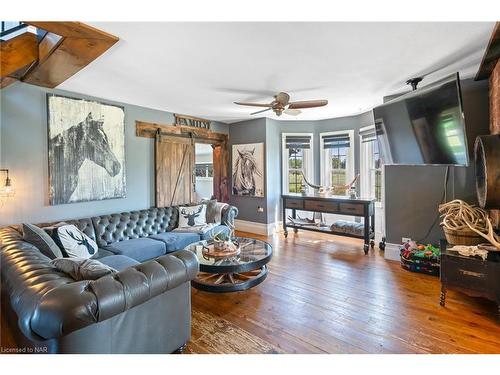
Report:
0,22,119,89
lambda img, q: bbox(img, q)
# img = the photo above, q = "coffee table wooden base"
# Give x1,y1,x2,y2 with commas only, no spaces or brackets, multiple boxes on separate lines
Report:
192,266,268,293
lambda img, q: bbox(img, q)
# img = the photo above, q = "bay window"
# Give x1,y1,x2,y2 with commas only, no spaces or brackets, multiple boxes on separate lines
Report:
320,130,354,195
282,133,313,194
359,125,382,201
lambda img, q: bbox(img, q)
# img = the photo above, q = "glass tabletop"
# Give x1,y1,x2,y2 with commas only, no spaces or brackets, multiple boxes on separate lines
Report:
185,237,272,272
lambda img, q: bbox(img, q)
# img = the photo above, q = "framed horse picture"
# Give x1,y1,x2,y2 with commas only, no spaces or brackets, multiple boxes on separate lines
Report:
47,94,126,205
232,142,264,197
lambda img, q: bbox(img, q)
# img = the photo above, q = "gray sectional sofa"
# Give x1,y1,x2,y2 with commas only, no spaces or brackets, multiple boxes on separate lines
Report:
0,204,238,354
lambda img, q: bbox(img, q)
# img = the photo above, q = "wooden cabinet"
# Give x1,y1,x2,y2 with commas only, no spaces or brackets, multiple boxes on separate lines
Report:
439,240,500,318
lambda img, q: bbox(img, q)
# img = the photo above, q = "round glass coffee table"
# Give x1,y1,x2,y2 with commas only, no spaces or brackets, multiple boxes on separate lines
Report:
185,237,272,292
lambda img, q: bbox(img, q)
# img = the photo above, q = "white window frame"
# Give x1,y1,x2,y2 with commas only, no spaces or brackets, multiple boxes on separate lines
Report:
319,130,355,190
281,132,314,194
359,125,383,208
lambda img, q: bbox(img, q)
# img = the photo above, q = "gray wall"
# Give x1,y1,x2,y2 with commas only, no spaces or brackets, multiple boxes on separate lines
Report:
228,118,268,223
384,79,490,244
0,83,228,226
229,112,374,224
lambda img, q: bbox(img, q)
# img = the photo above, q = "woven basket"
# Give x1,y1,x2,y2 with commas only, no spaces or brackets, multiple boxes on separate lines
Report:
442,226,484,246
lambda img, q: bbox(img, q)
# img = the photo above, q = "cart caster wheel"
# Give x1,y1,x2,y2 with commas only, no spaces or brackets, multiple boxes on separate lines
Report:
293,228,298,233
363,244,369,254
379,236,386,251
370,240,375,249
284,231,288,238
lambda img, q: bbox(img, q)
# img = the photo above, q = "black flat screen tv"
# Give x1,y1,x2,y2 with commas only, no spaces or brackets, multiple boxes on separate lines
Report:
372,73,468,166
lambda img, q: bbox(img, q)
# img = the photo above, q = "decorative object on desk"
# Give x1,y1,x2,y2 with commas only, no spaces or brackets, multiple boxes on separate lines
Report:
232,143,264,197
295,169,360,196
439,199,500,250
400,241,440,276
47,94,126,205
349,185,357,199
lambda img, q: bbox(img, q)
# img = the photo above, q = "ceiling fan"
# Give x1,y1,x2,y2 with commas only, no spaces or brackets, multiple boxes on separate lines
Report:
234,92,328,116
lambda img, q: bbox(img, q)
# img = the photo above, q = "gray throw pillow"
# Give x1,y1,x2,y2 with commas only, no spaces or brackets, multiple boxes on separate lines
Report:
51,258,117,281
23,223,64,259
203,199,218,223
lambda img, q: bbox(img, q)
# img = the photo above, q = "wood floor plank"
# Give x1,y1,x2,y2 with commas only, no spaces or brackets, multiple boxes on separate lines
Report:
2,230,499,354
190,231,500,354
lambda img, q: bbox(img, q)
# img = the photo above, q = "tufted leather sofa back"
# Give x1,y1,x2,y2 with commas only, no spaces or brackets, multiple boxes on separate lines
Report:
92,207,176,247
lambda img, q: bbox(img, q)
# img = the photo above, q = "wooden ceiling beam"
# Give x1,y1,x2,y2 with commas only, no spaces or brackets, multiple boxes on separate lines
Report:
475,22,500,81
20,22,119,88
23,21,118,42
0,32,38,78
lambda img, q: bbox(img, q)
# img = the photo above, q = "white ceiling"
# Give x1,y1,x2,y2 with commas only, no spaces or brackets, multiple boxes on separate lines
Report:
58,22,495,124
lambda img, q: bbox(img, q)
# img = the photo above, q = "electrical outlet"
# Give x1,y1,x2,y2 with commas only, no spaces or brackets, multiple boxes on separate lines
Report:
402,237,411,244
257,206,264,213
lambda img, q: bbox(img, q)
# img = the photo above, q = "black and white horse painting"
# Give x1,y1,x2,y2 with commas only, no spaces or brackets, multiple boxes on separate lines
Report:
232,143,264,197
47,95,126,205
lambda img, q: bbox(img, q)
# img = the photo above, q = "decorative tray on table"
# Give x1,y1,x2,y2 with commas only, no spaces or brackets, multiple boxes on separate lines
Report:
202,241,241,258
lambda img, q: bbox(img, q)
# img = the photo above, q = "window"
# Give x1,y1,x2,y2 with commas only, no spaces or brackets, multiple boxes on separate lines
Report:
360,125,382,202
320,130,354,196
282,133,313,194
194,163,213,178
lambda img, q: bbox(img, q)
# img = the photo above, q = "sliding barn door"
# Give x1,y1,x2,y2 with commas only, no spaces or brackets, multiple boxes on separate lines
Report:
155,134,195,207
212,143,230,203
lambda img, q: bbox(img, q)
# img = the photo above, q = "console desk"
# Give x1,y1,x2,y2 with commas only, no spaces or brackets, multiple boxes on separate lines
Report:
282,193,376,254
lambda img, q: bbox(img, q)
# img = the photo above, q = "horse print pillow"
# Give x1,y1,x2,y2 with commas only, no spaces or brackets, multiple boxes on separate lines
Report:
178,204,207,228
53,224,98,259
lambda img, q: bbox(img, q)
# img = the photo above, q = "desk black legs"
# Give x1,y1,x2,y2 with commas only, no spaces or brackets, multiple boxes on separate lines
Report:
292,209,298,233
363,212,375,254
283,205,288,238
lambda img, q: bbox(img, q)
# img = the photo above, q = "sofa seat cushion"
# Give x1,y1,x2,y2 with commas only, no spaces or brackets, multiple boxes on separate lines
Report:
149,232,200,252
91,248,115,259
98,255,140,271
200,224,230,241
103,238,167,262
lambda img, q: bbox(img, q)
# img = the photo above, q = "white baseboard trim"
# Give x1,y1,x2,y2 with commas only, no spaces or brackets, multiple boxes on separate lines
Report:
234,219,280,236
384,242,401,262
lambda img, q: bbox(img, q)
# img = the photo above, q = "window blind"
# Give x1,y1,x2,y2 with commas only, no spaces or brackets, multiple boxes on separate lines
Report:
359,126,377,143
285,135,312,149
321,133,350,149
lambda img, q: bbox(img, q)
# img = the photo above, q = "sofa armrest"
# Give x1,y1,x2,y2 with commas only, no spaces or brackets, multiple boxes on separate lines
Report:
221,205,238,227
30,250,199,340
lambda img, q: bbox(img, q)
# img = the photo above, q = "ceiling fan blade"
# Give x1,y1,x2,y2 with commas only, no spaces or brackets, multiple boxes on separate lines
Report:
288,100,328,109
284,108,302,116
234,102,272,108
250,108,272,115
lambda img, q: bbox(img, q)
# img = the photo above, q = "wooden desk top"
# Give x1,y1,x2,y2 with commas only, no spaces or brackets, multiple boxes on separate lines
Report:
282,193,375,204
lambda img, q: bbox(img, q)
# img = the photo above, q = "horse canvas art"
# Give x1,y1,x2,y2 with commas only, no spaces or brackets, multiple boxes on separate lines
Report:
232,143,264,197
47,95,126,205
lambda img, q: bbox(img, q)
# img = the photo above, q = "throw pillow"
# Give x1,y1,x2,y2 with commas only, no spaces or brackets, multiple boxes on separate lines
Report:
203,199,218,223
202,199,229,224
51,258,117,281
22,223,64,259
178,204,207,228
53,224,98,259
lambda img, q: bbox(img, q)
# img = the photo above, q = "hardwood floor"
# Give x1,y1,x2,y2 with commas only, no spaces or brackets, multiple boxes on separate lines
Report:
189,231,500,354
2,230,499,354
